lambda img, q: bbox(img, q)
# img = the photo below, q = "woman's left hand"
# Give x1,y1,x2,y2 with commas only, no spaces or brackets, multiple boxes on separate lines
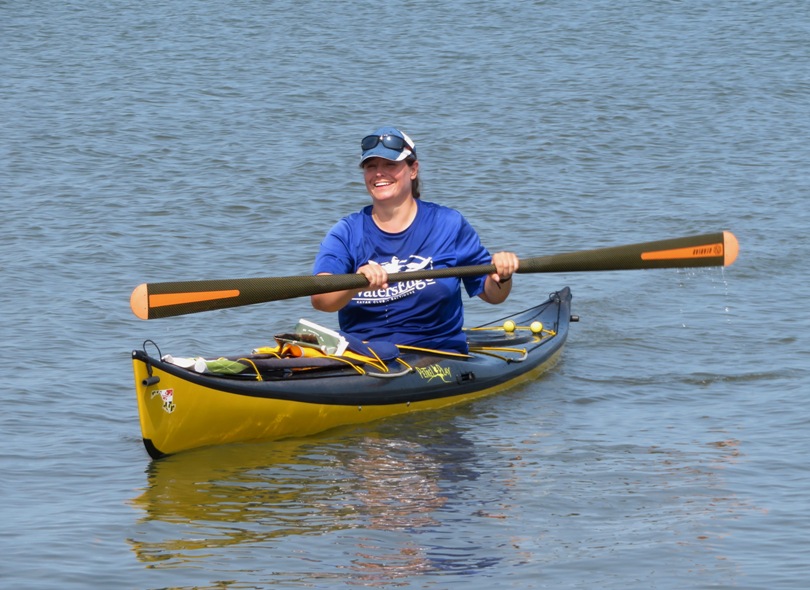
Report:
478,251,519,304
490,251,519,284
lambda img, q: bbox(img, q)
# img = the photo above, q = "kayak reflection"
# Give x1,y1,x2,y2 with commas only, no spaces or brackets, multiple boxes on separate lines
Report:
128,418,500,578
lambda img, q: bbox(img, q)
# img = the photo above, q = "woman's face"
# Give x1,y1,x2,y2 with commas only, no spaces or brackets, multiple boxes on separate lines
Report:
362,158,418,204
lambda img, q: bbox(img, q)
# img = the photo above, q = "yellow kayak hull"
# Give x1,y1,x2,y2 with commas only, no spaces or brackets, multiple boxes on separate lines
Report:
132,288,573,458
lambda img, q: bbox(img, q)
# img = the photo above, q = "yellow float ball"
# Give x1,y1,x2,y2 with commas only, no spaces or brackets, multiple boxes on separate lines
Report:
530,321,543,334
503,320,516,332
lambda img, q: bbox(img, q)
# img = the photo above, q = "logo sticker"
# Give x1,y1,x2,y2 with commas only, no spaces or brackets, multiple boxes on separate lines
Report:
151,389,176,414
416,364,452,383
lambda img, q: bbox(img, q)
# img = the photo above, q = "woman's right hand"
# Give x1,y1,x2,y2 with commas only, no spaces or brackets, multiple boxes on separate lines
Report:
311,263,388,312
357,260,389,290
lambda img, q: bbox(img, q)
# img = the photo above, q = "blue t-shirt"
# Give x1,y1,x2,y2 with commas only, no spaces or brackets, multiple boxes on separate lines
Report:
312,200,491,353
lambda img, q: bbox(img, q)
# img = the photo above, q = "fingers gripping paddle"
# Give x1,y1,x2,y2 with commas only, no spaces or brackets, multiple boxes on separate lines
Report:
130,231,739,320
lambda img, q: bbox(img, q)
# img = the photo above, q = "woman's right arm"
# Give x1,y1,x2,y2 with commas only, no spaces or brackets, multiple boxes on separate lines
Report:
310,274,358,312
310,263,389,312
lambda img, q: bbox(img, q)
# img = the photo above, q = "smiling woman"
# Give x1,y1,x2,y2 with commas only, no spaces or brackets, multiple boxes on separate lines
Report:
310,126,520,353
362,159,420,228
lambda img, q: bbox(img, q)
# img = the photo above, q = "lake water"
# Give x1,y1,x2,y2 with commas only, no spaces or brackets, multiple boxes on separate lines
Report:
2,1,809,588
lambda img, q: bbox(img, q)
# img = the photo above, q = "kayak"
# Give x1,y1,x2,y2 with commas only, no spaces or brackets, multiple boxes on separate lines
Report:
131,287,574,459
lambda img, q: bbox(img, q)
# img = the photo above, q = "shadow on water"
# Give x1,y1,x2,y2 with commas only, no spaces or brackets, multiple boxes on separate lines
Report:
127,416,498,584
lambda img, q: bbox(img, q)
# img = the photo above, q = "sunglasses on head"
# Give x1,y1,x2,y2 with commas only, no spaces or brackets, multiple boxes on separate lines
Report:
361,134,415,155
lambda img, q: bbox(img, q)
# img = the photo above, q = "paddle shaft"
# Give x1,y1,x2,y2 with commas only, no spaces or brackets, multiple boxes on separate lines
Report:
131,231,738,319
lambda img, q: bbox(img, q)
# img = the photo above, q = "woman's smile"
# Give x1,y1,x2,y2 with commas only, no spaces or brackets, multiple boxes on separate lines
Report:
363,158,417,202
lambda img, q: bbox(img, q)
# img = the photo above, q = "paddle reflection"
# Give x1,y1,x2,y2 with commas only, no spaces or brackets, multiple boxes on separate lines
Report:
128,419,490,580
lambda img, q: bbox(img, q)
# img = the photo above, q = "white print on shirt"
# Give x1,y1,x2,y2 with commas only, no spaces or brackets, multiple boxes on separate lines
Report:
353,255,436,305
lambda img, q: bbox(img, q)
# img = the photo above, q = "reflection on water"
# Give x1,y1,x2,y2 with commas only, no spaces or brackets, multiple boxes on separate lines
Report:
128,419,495,582
128,406,756,587
346,438,447,530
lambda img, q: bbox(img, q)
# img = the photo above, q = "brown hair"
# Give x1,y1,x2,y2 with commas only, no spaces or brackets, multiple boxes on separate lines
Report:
406,157,421,199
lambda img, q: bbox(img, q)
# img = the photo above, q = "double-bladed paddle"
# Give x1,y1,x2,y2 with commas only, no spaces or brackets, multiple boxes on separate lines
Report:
130,231,739,320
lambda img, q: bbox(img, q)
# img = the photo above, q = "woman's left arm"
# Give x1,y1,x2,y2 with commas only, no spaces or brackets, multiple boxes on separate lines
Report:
478,251,519,304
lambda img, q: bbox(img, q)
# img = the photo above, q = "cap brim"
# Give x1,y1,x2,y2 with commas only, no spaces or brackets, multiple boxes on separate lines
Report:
359,145,414,166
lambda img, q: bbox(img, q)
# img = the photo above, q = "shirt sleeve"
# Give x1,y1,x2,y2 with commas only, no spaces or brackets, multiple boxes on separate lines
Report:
454,214,491,298
312,219,357,275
